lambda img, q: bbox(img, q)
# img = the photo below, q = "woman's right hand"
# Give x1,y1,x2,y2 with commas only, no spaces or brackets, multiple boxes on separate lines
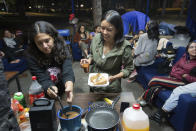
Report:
80,59,91,66
10,59,20,63
78,41,82,46
47,86,58,98
0,51,4,58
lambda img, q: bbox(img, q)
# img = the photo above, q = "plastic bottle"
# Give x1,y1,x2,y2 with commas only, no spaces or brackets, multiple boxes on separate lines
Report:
29,76,45,105
19,108,30,124
11,98,19,116
122,104,149,131
19,108,31,131
14,92,26,107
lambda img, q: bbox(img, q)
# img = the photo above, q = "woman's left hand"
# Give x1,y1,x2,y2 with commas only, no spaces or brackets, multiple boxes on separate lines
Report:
182,74,188,78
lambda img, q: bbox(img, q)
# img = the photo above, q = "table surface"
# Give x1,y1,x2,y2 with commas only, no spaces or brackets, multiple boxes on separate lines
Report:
4,71,19,81
56,92,136,131
56,92,136,113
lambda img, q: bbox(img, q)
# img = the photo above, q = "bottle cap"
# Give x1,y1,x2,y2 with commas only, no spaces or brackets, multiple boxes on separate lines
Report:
132,104,140,110
32,76,37,80
18,104,24,112
14,92,24,101
15,92,22,96
19,114,25,121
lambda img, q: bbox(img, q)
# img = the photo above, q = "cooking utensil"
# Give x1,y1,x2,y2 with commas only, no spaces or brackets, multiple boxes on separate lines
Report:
85,95,120,131
50,87,68,117
68,103,72,111
58,105,82,131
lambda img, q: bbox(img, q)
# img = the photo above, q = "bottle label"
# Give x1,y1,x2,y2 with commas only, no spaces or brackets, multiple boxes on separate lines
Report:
14,92,26,107
36,92,45,99
29,92,45,105
29,94,35,105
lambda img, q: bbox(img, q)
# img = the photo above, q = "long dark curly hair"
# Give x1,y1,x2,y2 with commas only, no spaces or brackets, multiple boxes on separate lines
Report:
146,20,159,41
27,21,70,67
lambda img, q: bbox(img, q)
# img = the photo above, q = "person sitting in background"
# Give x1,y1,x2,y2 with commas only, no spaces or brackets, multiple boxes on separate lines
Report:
1,29,23,63
150,46,196,124
139,40,196,106
127,20,159,82
129,30,144,49
74,25,90,58
2,30,18,48
15,30,26,49
90,25,101,39
80,10,134,93
26,21,75,103
150,82,196,124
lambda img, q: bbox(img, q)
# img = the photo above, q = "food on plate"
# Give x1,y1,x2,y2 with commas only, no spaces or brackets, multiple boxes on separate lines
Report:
90,73,107,85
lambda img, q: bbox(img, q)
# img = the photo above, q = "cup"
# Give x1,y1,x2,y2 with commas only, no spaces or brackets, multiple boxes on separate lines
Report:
57,105,82,131
81,62,89,73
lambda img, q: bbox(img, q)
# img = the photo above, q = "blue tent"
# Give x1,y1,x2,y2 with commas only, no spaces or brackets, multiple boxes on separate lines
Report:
121,11,150,35
186,0,196,40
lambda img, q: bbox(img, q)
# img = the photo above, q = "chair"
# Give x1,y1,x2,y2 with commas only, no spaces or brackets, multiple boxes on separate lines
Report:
57,29,72,45
57,29,82,61
4,71,22,91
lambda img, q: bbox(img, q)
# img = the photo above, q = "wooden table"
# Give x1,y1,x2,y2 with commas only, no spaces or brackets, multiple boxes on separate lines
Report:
57,92,136,113
56,92,136,131
4,71,22,91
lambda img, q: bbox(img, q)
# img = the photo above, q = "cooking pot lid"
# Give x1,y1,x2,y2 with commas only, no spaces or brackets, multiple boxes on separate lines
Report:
33,98,51,106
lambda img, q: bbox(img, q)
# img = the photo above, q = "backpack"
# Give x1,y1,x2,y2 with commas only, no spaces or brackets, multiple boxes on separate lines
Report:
157,42,176,74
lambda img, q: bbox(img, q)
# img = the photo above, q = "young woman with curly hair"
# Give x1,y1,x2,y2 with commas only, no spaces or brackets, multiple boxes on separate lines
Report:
26,21,75,102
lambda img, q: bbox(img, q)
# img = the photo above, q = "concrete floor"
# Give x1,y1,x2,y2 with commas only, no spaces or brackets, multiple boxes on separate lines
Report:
8,61,175,131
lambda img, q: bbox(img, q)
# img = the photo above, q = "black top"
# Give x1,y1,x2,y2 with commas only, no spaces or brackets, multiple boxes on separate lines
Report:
26,53,75,91
0,39,23,62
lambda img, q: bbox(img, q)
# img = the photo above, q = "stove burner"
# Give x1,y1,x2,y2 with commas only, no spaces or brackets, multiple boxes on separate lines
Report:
59,119,120,131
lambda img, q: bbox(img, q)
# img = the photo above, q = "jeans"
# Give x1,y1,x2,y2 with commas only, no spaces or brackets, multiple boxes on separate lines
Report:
162,82,196,112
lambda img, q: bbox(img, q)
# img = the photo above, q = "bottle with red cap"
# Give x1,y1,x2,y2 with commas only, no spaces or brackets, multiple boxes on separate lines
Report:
122,104,149,131
29,76,45,105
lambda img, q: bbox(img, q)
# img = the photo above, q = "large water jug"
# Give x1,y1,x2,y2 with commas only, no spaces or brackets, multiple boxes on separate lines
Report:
122,104,149,131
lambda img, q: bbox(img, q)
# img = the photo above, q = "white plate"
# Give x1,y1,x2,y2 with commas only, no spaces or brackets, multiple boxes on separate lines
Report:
88,73,109,87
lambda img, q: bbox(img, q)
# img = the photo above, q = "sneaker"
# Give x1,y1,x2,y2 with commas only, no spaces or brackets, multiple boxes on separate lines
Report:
127,69,137,83
127,78,136,83
150,111,163,125
150,109,169,125
129,69,137,78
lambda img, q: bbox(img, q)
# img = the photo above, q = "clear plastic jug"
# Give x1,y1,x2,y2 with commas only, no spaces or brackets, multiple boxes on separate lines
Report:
122,104,149,131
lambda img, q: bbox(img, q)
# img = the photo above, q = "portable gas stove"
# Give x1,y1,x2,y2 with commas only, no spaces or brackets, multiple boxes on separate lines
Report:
58,119,120,131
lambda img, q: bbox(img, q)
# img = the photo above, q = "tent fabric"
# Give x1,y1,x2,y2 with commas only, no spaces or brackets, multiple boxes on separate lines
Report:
186,0,196,40
121,11,150,35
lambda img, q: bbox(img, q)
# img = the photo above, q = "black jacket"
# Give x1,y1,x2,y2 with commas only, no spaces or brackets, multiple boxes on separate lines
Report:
26,55,75,92
0,59,20,131
0,39,23,62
